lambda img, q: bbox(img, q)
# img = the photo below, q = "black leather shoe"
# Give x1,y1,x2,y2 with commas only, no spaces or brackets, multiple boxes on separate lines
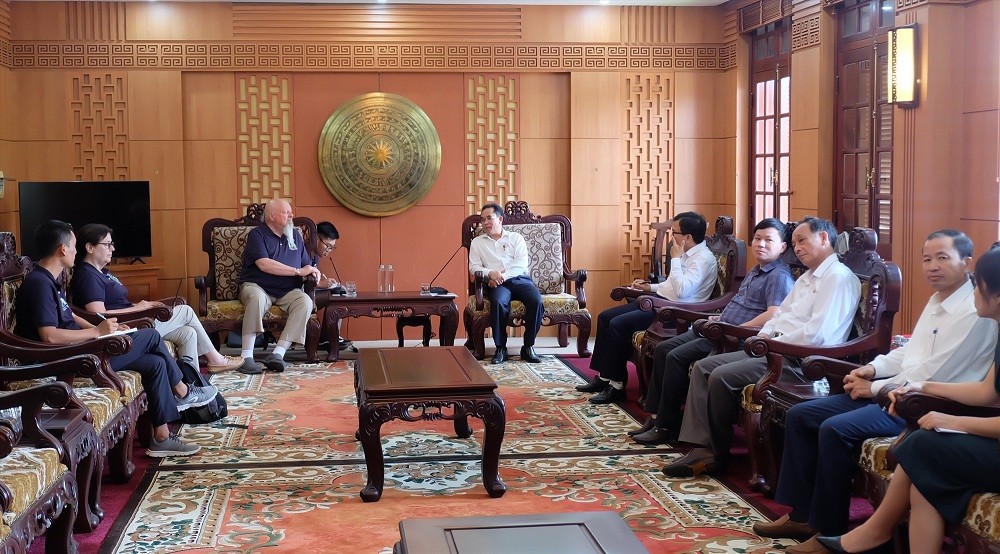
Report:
814,535,890,553
627,416,655,436
589,384,625,404
491,347,509,364
632,427,677,445
575,376,606,393
520,345,541,363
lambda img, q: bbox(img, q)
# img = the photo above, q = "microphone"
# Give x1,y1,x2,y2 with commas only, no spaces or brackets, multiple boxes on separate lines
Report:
327,257,346,295
427,244,465,294
171,276,184,307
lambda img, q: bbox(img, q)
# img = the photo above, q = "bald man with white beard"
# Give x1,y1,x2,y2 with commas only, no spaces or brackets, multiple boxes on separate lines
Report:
236,198,321,374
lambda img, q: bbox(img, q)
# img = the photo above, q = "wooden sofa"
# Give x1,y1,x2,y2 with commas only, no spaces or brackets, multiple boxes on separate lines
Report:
1,380,79,553
195,203,322,362
462,201,592,359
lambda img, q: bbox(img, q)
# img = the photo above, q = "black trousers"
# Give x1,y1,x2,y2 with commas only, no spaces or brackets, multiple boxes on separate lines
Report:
108,328,182,427
487,274,543,349
589,302,657,382
642,330,715,431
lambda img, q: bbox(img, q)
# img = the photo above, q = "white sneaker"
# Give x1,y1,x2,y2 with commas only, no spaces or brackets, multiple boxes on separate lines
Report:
147,433,200,457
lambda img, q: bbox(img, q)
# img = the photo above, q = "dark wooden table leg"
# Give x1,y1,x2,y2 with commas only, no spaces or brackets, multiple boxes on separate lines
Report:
478,395,507,498
324,312,342,362
358,403,389,502
439,302,459,346
454,415,472,439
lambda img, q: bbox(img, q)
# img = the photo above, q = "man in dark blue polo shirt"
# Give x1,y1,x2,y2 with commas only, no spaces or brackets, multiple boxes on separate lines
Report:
237,198,320,374
15,220,218,457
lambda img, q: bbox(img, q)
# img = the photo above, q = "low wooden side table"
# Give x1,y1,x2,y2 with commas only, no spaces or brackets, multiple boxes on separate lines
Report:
394,511,649,554
29,408,102,532
354,346,506,502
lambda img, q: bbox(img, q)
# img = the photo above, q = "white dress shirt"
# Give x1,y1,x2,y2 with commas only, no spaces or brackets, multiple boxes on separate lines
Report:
468,230,531,279
759,253,861,346
652,240,718,302
869,279,998,395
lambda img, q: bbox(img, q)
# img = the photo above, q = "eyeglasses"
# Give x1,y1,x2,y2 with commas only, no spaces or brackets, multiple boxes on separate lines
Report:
320,241,337,253
97,241,114,248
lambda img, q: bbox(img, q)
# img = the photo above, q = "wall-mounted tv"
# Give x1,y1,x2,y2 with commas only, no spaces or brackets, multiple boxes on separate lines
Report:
18,181,152,262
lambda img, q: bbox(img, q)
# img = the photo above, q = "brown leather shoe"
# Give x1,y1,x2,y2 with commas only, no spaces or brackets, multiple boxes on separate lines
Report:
752,514,816,541
786,535,832,553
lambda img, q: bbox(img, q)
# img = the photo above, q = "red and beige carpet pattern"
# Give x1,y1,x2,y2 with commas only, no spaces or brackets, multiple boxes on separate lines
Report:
101,355,796,553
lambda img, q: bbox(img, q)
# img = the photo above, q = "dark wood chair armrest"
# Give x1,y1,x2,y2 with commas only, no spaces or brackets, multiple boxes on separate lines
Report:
800,355,862,394
473,271,487,310
565,269,588,309
893,391,1000,424
0,381,73,458
194,276,209,316
0,332,130,393
73,304,173,326
610,286,642,302
696,319,761,341
157,296,187,306
642,292,737,321
0,354,100,384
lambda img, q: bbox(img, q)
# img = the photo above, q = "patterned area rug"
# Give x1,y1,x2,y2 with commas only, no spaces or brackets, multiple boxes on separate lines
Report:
102,355,796,553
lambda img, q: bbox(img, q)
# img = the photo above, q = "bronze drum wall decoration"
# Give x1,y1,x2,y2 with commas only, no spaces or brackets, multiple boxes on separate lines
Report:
318,93,441,217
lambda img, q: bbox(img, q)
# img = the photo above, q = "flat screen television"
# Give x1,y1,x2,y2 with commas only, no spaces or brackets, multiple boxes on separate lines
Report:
18,181,152,262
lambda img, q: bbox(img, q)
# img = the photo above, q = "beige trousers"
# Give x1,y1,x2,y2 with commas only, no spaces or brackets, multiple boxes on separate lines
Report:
238,282,312,345
153,304,215,365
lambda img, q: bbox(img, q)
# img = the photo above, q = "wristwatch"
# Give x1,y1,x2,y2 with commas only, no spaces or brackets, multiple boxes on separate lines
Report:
294,267,300,276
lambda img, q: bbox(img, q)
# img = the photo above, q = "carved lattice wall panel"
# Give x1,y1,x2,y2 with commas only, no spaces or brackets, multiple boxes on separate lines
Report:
72,73,128,181
11,43,726,72
622,73,673,282
0,0,9,68
791,15,822,50
466,74,518,215
237,74,293,206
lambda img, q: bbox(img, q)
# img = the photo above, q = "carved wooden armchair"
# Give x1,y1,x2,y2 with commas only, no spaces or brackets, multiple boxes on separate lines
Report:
698,226,902,495
608,216,748,398
0,380,79,553
462,201,592,359
195,203,322,362
0,233,144,487
884,390,1000,553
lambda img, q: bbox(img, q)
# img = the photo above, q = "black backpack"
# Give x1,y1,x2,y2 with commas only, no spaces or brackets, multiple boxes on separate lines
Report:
178,361,229,425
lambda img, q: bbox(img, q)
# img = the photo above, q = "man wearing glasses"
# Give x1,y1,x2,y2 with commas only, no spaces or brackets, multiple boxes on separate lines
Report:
310,221,340,290
577,211,718,404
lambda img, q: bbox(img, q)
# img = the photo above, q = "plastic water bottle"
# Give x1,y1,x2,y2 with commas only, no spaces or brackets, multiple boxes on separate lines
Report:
378,264,387,292
385,264,394,292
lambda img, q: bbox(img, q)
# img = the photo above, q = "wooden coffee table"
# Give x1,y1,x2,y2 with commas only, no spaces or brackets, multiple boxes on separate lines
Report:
354,346,506,502
394,511,649,553
316,290,460,362
28,408,102,532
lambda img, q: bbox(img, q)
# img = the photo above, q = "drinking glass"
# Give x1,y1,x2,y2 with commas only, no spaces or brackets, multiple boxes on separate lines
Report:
420,282,431,295
344,281,357,297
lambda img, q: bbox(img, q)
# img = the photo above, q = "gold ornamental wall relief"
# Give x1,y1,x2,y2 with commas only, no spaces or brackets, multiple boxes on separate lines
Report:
318,93,441,217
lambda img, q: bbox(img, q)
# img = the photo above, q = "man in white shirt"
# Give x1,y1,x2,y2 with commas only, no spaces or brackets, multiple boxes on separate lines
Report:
754,229,997,553
577,211,718,404
664,216,861,477
468,202,544,365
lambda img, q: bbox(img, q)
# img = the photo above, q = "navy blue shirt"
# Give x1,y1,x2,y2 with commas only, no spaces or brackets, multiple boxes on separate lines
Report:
71,263,132,310
15,266,82,342
238,224,311,297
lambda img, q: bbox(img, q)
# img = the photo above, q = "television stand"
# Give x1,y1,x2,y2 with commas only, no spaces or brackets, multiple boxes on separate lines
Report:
123,257,146,265
107,264,160,302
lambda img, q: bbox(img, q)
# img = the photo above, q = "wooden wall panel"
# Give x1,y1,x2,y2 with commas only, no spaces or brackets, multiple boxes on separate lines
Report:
466,73,519,212
583,270,625,322
789,128,821,213
674,138,724,206
571,138,622,206
522,6,621,43
150,209,186,280
960,111,999,221
571,205,621,271
790,46,821,131
519,73,569,140
66,1,125,42
125,2,233,41
128,71,182,141
0,212,17,237
519,138,570,206
674,6,726,43
622,6,674,44
183,140,236,210
963,0,999,112
12,71,69,141
182,73,236,141
236,74,293,206
16,140,74,180
0,67,10,139
71,72,128,181
675,71,717,139
130,140,184,211
10,1,66,40
290,72,380,209
571,72,621,139
233,5,521,42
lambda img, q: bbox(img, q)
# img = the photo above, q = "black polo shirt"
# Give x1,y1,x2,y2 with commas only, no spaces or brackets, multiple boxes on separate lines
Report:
15,266,81,342
71,262,132,310
238,224,311,297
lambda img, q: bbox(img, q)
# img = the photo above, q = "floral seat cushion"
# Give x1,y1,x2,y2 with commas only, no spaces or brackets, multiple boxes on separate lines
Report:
0,447,67,521
5,379,123,431
963,493,1000,542
857,436,896,481
466,293,587,318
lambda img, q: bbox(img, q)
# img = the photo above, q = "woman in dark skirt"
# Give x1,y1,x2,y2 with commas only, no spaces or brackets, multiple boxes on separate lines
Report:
816,246,1000,554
